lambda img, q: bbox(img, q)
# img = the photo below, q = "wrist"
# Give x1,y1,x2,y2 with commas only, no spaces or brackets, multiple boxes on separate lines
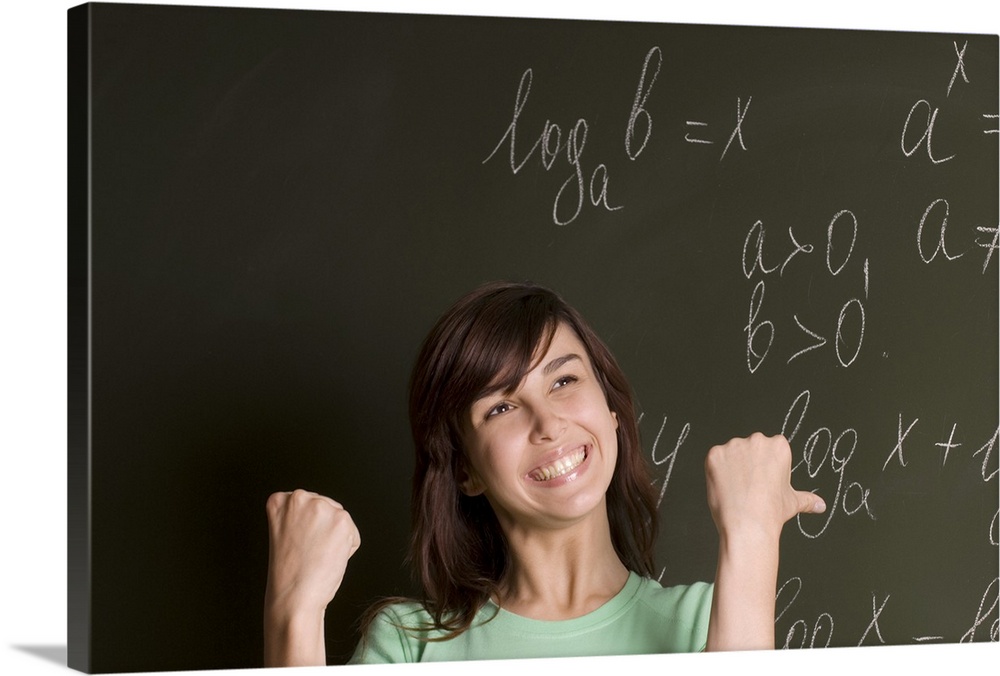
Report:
264,575,331,619
716,514,783,544
265,598,323,621
264,602,327,667
716,526,781,578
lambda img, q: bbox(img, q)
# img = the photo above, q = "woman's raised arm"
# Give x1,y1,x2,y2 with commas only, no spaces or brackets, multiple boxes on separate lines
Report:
264,490,361,667
703,433,825,651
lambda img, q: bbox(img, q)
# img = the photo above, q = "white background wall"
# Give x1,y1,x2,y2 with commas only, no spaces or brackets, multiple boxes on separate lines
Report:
2,2,997,675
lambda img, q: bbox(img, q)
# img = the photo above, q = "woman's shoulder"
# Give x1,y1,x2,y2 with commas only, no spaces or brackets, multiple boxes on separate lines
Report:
371,599,432,623
632,574,715,618
352,598,479,664
366,598,452,641
350,599,436,664
627,574,714,652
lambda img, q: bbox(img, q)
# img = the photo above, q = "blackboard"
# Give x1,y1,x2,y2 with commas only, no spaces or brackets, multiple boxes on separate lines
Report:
67,2,999,672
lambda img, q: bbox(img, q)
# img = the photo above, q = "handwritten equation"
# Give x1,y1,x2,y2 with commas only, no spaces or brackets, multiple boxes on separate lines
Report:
482,39,998,235
482,46,756,226
775,575,999,647
738,38,997,376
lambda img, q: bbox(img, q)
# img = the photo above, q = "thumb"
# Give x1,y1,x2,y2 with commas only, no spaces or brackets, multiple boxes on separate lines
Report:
794,490,827,515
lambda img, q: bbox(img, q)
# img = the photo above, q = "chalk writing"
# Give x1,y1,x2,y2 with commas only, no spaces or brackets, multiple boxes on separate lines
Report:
959,577,999,642
858,593,891,646
841,480,874,519
482,68,622,226
720,96,752,160
972,425,999,482
741,220,781,278
684,120,712,145
882,414,920,471
826,210,858,276
788,315,827,364
935,423,962,466
780,390,875,536
801,429,834,482
947,40,969,97
775,576,802,623
745,280,774,374
804,428,866,538
785,613,835,650
781,389,811,448
976,224,999,272
776,577,836,649
774,576,1000,649
901,99,955,164
648,415,690,509
776,580,937,649
742,220,819,278
741,212,868,371
743,214,860,280
483,69,539,174
682,96,753,159
834,298,865,368
625,46,662,160
917,198,964,263
784,228,814,275
984,114,999,134
883,419,998,481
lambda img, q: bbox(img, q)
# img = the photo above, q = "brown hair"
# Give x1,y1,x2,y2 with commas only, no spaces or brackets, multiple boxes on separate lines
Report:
362,281,658,640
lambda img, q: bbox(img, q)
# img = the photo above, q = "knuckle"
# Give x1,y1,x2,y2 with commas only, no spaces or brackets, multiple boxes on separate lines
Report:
331,512,355,537
704,445,724,470
265,491,286,513
338,506,352,523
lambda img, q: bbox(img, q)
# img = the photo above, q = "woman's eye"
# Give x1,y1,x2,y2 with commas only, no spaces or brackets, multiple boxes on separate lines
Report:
486,402,512,418
553,375,578,389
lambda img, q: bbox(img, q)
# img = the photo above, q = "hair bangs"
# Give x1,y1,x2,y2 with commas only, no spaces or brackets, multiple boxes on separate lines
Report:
447,295,558,428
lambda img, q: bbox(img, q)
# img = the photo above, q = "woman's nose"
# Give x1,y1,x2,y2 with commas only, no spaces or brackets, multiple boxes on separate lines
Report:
528,404,567,443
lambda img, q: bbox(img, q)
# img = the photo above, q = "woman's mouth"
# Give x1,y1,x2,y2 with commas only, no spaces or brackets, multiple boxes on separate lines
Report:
528,448,587,481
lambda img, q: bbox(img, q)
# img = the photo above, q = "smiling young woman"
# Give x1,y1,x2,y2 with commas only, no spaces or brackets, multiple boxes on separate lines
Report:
263,281,826,666
458,324,621,533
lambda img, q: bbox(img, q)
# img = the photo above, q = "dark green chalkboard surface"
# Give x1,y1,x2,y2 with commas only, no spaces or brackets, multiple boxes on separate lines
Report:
68,3,998,672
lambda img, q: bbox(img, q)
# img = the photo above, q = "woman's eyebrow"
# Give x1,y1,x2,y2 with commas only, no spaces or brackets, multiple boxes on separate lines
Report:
472,354,583,406
543,353,581,375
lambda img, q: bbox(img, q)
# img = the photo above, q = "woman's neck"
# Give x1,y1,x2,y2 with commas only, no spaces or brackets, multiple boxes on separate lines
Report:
494,510,630,621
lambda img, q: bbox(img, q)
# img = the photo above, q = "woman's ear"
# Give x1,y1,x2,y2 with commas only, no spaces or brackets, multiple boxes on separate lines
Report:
611,410,619,430
457,459,485,496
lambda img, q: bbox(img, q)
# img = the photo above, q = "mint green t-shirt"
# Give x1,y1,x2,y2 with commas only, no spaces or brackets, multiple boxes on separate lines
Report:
349,572,714,664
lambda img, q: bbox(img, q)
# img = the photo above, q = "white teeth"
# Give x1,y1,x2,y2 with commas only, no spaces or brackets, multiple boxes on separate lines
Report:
530,448,586,481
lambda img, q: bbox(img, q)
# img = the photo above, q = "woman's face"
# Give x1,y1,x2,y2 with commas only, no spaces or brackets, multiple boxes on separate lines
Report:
458,322,619,534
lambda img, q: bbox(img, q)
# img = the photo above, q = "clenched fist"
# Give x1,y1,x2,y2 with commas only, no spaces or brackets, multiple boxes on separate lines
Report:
705,433,825,541
265,489,361,619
